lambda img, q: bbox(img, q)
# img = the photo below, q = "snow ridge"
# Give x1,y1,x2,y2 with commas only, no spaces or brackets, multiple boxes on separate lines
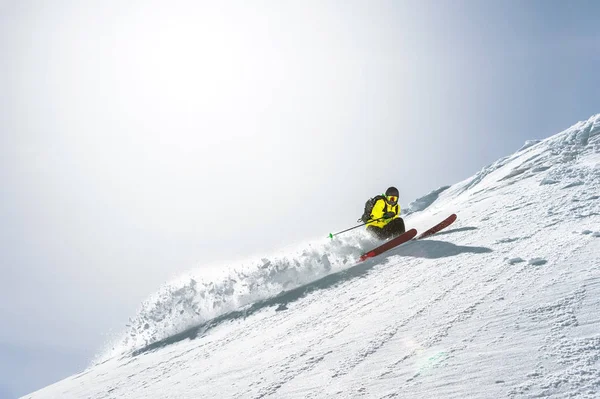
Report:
403,186,450,215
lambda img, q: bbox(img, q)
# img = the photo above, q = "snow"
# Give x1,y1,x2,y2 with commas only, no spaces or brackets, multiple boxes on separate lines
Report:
23,114,600,399
517,140,541,152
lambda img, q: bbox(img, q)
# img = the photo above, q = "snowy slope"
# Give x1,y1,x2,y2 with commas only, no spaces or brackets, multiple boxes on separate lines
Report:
24,114,600,399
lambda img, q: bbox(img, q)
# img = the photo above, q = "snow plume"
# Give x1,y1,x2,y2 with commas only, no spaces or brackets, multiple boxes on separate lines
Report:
98,231,377,360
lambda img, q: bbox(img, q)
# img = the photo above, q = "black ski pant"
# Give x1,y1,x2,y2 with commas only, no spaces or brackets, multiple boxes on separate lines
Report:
366,218,406,240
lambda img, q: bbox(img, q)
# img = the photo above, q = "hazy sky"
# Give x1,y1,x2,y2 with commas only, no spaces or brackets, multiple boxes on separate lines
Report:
1,0,599,396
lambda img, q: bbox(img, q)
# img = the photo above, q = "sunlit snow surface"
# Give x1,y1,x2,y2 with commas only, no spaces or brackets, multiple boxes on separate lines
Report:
25,115,600,398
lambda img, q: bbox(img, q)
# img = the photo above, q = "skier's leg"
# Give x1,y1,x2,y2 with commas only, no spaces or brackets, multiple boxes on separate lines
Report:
383,218,405,238
366,225,386,240
396,217,406,234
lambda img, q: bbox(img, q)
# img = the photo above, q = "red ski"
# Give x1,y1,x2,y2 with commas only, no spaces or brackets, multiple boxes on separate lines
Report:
415,213,457,240
359,229,417,262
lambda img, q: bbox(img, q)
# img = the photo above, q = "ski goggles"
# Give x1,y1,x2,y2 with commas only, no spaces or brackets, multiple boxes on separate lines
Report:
387,195,398,202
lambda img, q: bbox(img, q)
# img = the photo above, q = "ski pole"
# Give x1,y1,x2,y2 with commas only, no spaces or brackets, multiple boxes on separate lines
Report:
328,218,384,239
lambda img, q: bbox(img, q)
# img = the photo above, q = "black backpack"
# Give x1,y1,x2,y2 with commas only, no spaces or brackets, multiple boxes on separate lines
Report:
358,195,387,223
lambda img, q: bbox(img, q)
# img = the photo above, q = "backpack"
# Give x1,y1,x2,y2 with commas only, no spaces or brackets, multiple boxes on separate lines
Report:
358,195,387,223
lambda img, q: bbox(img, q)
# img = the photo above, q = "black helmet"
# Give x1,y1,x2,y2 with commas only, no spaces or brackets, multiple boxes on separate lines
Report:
385,186,399,197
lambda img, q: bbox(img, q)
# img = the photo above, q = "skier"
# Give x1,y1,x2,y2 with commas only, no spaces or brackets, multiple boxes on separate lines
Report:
365,187,406,240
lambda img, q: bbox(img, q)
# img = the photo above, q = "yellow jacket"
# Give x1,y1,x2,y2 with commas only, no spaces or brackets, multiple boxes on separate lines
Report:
367,198,401,228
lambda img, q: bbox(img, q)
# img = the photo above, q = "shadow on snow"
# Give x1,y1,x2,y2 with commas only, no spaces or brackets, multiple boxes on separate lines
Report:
389,239,491,259
131,239,492,357
433,226,479,236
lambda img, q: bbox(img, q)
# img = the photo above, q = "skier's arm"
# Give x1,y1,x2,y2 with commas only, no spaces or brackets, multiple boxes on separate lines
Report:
370,199,386,221
389,204,401,219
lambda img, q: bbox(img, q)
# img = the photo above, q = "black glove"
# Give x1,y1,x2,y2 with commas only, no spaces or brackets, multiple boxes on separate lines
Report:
383,212,395,219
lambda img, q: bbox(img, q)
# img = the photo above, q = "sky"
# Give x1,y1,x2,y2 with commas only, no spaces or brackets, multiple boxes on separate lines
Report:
1,0,599,397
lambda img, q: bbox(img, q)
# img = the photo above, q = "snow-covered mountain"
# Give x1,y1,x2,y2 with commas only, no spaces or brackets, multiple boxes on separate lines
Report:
24,114,600,398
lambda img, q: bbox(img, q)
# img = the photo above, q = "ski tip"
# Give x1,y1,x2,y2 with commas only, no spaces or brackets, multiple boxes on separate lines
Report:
359,251,376,262
416,213,458,240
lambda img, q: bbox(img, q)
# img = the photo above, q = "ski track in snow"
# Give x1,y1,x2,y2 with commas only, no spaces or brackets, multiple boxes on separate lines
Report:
23,114,600,398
